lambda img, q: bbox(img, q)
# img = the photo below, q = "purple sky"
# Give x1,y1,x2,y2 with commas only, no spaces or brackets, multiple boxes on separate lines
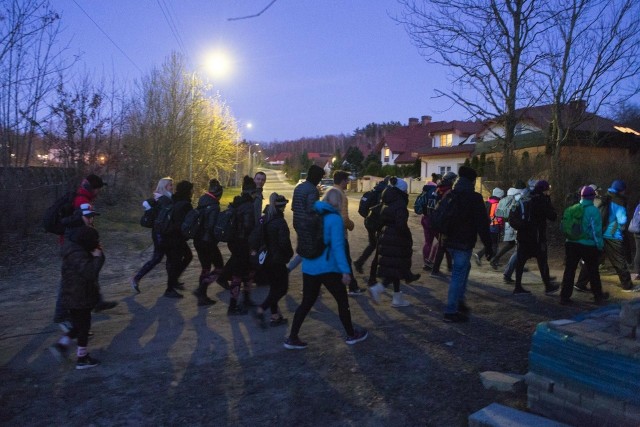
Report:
59,1,468,142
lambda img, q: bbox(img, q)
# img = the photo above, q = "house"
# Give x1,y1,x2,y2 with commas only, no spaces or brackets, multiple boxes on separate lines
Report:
266,152,292,166
375,115,482,180
475,101,640,161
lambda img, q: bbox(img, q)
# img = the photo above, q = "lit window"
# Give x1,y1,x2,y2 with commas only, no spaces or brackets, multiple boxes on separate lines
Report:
439,134,453,147
384,147,390,157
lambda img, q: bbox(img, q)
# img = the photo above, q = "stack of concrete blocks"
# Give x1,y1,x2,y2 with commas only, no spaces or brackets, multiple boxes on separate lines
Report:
526,300,640,427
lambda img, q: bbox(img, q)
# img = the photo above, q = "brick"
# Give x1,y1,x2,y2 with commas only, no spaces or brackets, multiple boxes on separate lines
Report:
619,324,637,339
619,302,640,327
480,371,526,393
582,393,626,412
525,372,554,393
468,403,572,427
562,379,595,398
550,384,582,405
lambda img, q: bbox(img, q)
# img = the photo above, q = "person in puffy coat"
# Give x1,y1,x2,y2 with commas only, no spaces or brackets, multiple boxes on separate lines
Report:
50,223,105,369
370,177,419,308
253,193,294,327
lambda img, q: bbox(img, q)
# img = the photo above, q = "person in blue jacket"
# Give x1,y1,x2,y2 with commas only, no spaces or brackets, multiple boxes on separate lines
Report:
284,188,368,350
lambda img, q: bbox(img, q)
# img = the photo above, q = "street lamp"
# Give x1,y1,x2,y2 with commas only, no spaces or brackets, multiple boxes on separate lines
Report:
248,143,260,177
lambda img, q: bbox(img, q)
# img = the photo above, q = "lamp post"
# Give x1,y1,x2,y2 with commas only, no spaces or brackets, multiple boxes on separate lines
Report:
248,143,260,177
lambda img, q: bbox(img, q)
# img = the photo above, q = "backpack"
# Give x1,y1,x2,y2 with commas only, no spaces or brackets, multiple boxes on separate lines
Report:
430,192,457,234
507,199,531,231
153,201,175,236
358,189,381,218
495,196,518,219
139,198,158,228
561,203,586,240
213,205,237,243
414,186,436,215
364,202,385,232
297,211,336,259
43,191,76,235
181,208,205,240
629,204,640,234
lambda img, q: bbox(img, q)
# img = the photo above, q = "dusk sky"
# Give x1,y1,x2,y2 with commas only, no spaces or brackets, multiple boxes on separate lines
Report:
58,0,468,142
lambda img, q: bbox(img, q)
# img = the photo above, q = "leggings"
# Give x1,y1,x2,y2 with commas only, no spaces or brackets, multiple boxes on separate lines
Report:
259,263,289,314
68,308,92,347
289,273,355,339
134,232,166,281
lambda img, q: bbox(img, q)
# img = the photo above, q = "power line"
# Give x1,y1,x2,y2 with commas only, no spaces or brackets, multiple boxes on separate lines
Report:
228,0,278,21
156,0,189,58
70,0,144,74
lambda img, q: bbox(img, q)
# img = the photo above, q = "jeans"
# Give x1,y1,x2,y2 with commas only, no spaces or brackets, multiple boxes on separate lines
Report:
445,248,472,314
504,251,517,279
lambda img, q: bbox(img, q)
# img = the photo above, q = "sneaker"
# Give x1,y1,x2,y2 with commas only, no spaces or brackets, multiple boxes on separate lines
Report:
430,270,444,279
130,277,140,294
503,276,514,284
163,288,183,299
621,285,640,293
94,300,118,312
193,290,216,306
348,287,366,296
512,287,532,295
594,292,610,305
423,264,433,272
270,316,288,327
353,261,364,274
49,343,68,362
473,253,481,266
573,284,589,293
227,305,248,316
368,283,385,304
443,312,469,323
345,329,368,345
57,320,72,333
405,273,421,284
76,354,100,370
283,337,308,350
544,284,560,295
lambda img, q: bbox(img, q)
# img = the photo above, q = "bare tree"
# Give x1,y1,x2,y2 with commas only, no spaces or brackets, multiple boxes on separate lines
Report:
538,0,640,178
397,0,551,183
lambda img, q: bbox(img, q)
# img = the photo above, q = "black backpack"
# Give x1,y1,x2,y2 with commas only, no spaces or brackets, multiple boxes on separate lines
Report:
358,189,381,218
414,186,436,215
508,199,531,231
139,198,158,228
364,202,385,232
296,211,335,259
153,201,175,236
43,191,76,235
181,208,205,240
214,205,237,243
430,192,457,234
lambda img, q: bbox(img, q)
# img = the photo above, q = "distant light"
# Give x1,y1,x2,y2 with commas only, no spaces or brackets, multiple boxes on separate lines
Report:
246,122,253,129
614,125,640,136
205,51,232,79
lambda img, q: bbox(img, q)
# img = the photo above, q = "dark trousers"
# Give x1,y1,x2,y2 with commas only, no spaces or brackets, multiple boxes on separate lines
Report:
345,239,359,291
515,241,551,287
576,238,632,289
367,234,380,286
259,263,289,314
165,241,192,290
492,240,516,265
355,229,377,266
68,308,92,348
561,242,604,301
290,273,355,338
432,237,452,273
194,239,223,279
477,230,500,259
134,232,166,281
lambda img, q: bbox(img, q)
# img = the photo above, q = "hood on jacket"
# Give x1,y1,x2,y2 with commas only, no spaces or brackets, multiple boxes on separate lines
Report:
506,187,519,197
313,200,339,215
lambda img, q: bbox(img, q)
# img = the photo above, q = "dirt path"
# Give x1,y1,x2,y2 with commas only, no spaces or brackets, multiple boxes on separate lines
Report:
1,170,636,426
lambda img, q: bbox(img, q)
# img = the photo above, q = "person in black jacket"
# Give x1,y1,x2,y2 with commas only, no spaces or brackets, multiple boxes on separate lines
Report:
292,164,325,257
441,166,493,323
192,179,224,306
513,180,559,295
160,180,194,299
227,176,258,315
50,221,105,369
253,193,294,327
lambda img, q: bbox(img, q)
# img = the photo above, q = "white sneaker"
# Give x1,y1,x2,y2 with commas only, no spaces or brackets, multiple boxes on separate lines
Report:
368,283,384,305
391,291,411,307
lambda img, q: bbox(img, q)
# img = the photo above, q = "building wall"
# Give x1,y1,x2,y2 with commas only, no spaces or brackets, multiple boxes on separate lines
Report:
419,156,467,180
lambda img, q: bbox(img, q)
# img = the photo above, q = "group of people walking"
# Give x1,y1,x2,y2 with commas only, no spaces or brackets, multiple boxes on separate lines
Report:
49,167,640,367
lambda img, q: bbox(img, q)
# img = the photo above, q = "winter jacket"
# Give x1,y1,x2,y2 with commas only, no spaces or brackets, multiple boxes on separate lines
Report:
73,185,97,209
60,236,105,310
195,192,220,243
264,211,294,265
254,189,264,225
603,192,627,241
486,196,503,227
301,201,351,276
441,177,492,251
231,193,256,241
376,186,413,280
515,191,557,251
569,199,604,250
292,180,321,256
159,195,193,248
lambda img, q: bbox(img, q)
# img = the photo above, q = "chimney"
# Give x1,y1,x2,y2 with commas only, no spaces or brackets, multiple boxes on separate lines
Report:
408,117,419,126
421,115,432,126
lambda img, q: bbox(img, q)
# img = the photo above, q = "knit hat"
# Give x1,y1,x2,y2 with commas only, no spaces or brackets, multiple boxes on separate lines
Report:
457,166,477,181
242,175,257,193
270,192,288,208
74,226,100,252
79,203,99,217
86,174,106,189
608,179,626,193
580,185,596,200
394,178,408,193
534,180,550,192
440,171,457,187
208,179,223,198
175,180,193,198
492,187,505,198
